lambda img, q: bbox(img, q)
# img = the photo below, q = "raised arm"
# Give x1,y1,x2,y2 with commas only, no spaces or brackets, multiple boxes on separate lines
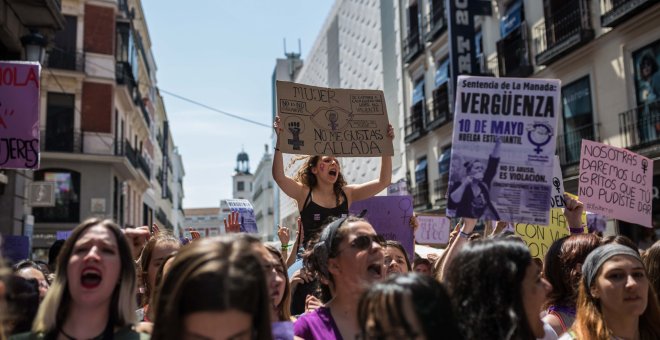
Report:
272,116,306,202
439,218,476,281
345,124,394,203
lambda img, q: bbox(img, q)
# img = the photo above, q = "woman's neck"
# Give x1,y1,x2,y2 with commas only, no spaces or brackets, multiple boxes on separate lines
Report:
314,181,335,194
604,310,640,340
61,302,110,339
327,287,361,319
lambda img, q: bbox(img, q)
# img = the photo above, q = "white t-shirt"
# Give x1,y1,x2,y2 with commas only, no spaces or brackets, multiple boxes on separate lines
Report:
537,320,559,340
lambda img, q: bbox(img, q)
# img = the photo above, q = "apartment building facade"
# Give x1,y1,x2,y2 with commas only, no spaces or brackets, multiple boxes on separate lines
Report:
27,0,182,257
251,145,275,240
400,0,660,239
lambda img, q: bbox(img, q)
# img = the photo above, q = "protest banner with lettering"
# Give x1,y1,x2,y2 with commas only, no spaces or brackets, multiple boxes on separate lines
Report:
276,81,393,157
447,76,560,225
414,214,450,245
221,199,258,233
515,208,587,259
578,139,653,227
0,61,40,169
350,196,414,260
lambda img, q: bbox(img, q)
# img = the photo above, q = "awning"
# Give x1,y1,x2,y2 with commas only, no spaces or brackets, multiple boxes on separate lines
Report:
438,148,451,175
434,59,450,88
500,0,523,38
412,80,425,104
415,159,428,183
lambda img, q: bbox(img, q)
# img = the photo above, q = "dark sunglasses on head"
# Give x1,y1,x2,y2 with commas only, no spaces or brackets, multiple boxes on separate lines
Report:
350,234,386,250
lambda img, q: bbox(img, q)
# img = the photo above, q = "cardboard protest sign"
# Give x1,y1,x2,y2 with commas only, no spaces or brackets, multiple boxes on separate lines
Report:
414,214,450,245
515,208,587,259
0,61,40,169
276,81,393,157
350,196,414,260
221,199,258,233
447,76,560,225
578,139,653,227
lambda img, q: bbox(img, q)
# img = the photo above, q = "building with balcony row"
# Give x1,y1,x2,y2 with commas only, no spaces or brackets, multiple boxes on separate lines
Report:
0,0,185,258
399,0,660,240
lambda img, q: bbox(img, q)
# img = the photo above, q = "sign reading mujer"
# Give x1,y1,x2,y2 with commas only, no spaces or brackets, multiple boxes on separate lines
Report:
276,81,393,157
0,61,40,169
446,76,560,225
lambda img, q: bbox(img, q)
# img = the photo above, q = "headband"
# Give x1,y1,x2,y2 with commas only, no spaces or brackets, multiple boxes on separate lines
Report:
582,244,642,288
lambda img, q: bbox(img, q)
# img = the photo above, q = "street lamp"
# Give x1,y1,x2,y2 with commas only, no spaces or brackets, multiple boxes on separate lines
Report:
21,31,47,64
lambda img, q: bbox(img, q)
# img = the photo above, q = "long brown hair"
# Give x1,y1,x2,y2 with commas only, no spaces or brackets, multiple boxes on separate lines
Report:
643,240,660,304
572,258,660,340
294,156,347,205
543,234,600,309
138,231,180,306
264,244,291,321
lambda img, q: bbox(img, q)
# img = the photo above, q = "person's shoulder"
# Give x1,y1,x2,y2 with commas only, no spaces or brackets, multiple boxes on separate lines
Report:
114,326,151,340
9,332,43,340
557,330,578,340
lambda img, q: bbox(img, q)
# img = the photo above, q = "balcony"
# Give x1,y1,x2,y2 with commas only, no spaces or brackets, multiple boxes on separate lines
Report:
137,97,151,128
46,50,85,72
534,0,594,66
40,130,82,153
116,61,138,99
403,30,423,64
137,153,151,179
404,106,425,143
557,123,597,167
426,88,451,130
412,184,431,209
497,22,533,77
619,100,660,157
601,0,658,28
7,0,65,30
120,140,139,170
423,3,447,43
434,176,449,210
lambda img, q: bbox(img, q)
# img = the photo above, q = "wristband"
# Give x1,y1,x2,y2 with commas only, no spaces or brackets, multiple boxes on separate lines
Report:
281,244,289,250
459,231,471,239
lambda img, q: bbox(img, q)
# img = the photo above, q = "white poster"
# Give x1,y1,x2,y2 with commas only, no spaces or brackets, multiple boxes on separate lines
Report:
446,76,560,225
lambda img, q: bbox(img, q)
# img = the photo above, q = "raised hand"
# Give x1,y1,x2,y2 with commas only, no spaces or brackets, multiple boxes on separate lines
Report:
273,116,283,136
564,193,584,230
224,211,241,233
277,225,290,246
387,124,395,139
123,226,150,260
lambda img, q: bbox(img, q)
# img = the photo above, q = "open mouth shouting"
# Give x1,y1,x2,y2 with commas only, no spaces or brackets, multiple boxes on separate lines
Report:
81,267,102,289
367,259,384,281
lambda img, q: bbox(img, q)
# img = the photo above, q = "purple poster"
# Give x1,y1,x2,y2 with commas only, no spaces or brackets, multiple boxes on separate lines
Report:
350,195,414,261
2,235,30,263
0,61,41,169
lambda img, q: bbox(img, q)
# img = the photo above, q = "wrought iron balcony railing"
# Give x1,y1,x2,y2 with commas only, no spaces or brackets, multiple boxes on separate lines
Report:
534,0,594,66
557,123,597,166
619,99,660,151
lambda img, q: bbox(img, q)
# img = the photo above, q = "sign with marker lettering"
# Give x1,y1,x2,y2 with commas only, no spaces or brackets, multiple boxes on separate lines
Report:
578,139,653,228
515,208,587,259
447,76,560,225
414,214,450,245
276,81,393,157
0,61,40,169
220,199,258,233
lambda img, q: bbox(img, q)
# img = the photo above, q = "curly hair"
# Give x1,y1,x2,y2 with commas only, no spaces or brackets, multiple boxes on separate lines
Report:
294,156,347,205
445,238,534,340
643,240,660,304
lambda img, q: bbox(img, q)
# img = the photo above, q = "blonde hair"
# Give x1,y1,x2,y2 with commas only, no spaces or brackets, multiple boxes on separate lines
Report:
32,219,137,333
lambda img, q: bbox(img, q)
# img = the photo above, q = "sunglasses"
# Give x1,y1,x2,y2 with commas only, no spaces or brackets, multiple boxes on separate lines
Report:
344,234,386,252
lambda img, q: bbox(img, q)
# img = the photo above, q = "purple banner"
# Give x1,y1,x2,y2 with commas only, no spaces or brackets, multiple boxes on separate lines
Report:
2,235,30,263
0,61,40,169
350,195,414,261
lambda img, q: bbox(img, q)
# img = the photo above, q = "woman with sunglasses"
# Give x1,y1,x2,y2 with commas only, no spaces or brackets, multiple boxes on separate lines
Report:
294,216,385,340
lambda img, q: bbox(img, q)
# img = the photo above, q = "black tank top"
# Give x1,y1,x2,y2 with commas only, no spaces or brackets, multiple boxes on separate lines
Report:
299,189,349,248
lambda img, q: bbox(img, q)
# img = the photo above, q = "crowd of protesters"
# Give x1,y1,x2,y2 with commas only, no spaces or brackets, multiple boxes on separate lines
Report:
0,117,659,339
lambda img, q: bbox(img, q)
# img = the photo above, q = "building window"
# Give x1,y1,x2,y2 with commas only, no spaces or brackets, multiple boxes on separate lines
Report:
237,181,245,191
45,93,75,152
430,59,450,125
561,76,594,164
438,146,452,175
632,39,660,143
48,15,78,70
33,169,81,223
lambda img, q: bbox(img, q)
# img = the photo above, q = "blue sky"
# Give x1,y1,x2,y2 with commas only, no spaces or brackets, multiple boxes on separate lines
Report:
142,0,334,208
